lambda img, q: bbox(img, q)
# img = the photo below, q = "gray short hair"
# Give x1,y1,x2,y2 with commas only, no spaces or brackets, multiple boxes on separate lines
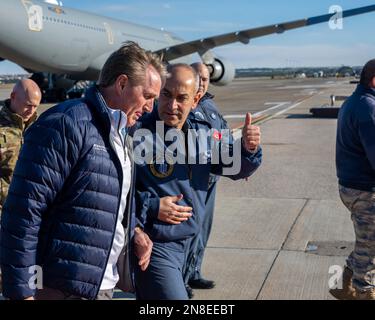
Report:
166,63,200,93
99,41,167,87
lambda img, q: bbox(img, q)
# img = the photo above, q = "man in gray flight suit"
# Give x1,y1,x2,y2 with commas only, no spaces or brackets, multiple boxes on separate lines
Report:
133,63,262,300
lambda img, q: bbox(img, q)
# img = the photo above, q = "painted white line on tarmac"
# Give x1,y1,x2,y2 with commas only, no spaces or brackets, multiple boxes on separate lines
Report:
232,94,318,140
224,102,290,120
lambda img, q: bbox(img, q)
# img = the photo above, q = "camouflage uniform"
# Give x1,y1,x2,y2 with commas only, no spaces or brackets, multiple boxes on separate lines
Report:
339,185,375,291
0,100,37,214
0,100,36,295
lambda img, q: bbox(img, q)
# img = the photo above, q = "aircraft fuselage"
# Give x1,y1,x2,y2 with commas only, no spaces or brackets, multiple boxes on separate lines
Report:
0,0,185,80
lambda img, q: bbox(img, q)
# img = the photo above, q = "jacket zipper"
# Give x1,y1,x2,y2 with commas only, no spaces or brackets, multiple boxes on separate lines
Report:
95,127,124,298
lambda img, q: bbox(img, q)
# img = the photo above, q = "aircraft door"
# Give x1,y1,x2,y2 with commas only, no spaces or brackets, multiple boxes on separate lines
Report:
103,22,114,45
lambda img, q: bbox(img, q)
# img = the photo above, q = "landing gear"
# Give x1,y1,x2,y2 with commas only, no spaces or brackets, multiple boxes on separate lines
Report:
42,88,69,102
30,72,80,103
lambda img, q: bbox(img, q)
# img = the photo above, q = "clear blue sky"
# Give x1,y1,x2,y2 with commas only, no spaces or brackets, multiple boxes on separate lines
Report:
2,0,375,74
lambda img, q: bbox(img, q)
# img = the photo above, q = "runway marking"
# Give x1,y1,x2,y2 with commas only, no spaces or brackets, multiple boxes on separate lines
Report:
232,94,318,140
275,83,339,90
258,102,290,116
224,102,290,120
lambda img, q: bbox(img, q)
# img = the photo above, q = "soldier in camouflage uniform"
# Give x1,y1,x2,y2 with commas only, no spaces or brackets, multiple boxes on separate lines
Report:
0,79,41,212
333,59,375,300
0,79,41,294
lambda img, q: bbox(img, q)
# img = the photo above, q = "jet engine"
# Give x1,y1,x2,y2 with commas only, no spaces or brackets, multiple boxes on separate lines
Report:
205,57,235,86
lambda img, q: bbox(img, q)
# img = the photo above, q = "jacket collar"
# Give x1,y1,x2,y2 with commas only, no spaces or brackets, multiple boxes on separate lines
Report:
201,92,215,101
0,99,37,131
84,85,113,134
355,84,375,97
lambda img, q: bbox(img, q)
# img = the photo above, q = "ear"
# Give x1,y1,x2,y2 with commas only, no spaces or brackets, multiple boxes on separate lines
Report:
10,92,16,100
371,77,375,88
191,92,202,110
115,74,129,93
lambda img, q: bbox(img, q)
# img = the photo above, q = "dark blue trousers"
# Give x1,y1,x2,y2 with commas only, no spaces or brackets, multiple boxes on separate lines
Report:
184,182,217,282
135,240,189,300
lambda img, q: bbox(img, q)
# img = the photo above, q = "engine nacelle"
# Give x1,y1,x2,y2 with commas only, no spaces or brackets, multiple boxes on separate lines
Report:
206,57,235,86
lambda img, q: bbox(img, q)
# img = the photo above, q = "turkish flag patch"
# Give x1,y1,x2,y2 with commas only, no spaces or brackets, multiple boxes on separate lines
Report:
212,130,222,141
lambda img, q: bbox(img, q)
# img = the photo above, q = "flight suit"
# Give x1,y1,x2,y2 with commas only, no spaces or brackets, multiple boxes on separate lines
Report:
183,93,230,284
133,108,262,300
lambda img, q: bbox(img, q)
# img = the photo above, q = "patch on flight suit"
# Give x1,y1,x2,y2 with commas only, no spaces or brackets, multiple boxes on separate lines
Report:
194,112,205,120
212,130,222,141
210,113,217,120
149,154,174,178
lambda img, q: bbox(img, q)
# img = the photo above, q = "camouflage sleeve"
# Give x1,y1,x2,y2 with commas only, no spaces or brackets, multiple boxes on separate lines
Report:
0,129,22,208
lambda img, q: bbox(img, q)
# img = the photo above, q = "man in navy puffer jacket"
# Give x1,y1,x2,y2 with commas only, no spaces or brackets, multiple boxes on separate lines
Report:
0,42,165,300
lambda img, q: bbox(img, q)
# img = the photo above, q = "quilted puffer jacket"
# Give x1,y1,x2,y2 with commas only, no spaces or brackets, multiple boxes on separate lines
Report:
0,86,136,300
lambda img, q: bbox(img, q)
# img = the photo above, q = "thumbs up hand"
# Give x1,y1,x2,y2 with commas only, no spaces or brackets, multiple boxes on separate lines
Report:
242,113,261,152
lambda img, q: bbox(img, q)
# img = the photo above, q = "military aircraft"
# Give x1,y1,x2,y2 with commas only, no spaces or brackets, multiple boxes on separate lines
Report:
1,0,375,101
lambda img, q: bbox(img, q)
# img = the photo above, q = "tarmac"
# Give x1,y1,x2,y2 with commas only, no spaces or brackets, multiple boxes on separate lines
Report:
0,77,357,300
193,77,355,300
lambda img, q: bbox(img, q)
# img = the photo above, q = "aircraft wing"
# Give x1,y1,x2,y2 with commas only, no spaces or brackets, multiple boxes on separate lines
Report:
156,4,375,61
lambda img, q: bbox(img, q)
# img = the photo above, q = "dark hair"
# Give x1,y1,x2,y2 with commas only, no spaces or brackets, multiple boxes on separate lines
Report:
99,41,166,87
360,59,375,87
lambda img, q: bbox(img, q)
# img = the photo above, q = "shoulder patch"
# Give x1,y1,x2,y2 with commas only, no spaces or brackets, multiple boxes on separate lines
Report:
210,113,217,120
194,111,205,120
